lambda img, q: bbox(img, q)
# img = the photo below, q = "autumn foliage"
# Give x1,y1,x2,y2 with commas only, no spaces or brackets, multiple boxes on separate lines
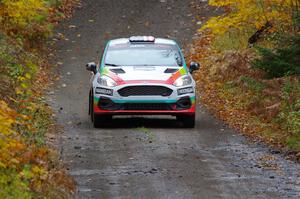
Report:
189,0,300,157
0,0,77,197
203,0,297,34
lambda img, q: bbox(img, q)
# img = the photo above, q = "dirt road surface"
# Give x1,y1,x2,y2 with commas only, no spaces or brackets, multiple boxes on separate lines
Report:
49,0,300,198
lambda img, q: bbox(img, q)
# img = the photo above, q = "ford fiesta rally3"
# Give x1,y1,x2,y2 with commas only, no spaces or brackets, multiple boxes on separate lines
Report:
86,36,200,128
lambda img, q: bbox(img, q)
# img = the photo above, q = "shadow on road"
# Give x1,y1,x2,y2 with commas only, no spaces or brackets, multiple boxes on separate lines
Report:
98,116,182,129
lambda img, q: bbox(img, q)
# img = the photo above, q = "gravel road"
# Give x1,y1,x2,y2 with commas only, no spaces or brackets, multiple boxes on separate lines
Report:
49,0,300,198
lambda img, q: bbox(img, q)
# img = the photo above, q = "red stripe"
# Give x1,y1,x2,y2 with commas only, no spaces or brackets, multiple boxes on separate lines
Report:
108,71,181,85
107,71,126,84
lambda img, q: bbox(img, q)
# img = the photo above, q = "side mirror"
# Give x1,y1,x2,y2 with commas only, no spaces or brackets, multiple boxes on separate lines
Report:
86,62,97,74
189,62,200,73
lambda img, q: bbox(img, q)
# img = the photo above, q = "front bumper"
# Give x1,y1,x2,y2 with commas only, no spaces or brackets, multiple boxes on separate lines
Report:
93,83,196,115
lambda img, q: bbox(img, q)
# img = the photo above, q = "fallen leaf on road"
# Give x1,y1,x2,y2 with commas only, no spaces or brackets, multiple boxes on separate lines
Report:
144,21,150,27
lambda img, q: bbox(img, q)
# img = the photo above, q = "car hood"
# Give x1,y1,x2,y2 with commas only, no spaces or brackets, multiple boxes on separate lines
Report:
104,66,186,81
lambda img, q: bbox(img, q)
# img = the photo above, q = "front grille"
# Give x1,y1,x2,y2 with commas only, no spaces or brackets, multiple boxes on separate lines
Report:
123,103,172,110
118,86,173,97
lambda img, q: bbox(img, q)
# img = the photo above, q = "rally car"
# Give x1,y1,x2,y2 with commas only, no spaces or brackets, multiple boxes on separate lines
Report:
86,36,200,128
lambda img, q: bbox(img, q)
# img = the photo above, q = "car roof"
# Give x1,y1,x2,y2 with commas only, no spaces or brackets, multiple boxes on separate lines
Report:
108,37,177,46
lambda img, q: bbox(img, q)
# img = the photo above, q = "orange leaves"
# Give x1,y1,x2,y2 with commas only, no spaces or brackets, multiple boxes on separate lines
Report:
187,28,299,153
0,101,17,136
0,101,26,169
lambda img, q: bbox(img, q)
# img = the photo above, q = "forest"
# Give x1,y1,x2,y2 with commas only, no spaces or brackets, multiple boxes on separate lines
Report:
188,0,300,156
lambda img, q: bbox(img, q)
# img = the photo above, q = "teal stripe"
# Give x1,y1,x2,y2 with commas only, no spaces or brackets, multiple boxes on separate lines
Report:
112,99,177,104
95,97,195,104
94,97,99,103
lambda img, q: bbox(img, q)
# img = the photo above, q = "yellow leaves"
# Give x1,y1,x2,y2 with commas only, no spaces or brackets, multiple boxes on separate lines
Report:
10,158,20,165
202,0,296,37
7,140,25,151
255,21,265,29
16,65,36,95
25,73,32,80
21,82,28,89
18,76,26,81
0,0,48,27
0,101,17,136
15,87,24,95
0,99,53,178
208,0,234,7
0,0,52,41
32,165,46,176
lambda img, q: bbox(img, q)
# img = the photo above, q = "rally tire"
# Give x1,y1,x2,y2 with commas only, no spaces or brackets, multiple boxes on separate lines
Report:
90,91,94,121
177,114,195,128
90,93,112,128
89,90,92,116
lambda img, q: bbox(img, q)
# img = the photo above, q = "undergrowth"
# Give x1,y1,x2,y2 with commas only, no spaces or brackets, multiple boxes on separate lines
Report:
0,0,78,197
188,34,300,159
188,1,300,159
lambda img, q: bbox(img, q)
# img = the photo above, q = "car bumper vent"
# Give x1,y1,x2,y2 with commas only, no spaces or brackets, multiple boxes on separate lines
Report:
118,86,173,97
123,103,172,110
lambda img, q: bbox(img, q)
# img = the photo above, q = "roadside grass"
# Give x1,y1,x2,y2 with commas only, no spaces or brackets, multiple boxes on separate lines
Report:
187,32,300,160
0,0,78,197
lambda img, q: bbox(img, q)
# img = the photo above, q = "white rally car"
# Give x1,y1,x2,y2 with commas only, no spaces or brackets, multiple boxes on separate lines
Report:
86,36,199,128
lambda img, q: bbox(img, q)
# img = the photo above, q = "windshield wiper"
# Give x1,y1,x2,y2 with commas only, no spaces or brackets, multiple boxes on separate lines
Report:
105,63,120,67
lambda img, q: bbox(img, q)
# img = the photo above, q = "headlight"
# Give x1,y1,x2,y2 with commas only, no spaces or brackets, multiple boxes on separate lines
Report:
97,76,117,87
173,75,192,87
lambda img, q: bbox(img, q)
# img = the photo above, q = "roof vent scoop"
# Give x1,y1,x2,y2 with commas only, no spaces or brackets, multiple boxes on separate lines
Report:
110,68,126,74
164,68,178,73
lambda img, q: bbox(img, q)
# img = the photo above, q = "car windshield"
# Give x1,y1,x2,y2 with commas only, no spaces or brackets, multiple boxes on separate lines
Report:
104,43,183,66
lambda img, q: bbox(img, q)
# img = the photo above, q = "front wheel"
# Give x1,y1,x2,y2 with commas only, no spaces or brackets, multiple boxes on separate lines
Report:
90,93,111,128
177,114,195,128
